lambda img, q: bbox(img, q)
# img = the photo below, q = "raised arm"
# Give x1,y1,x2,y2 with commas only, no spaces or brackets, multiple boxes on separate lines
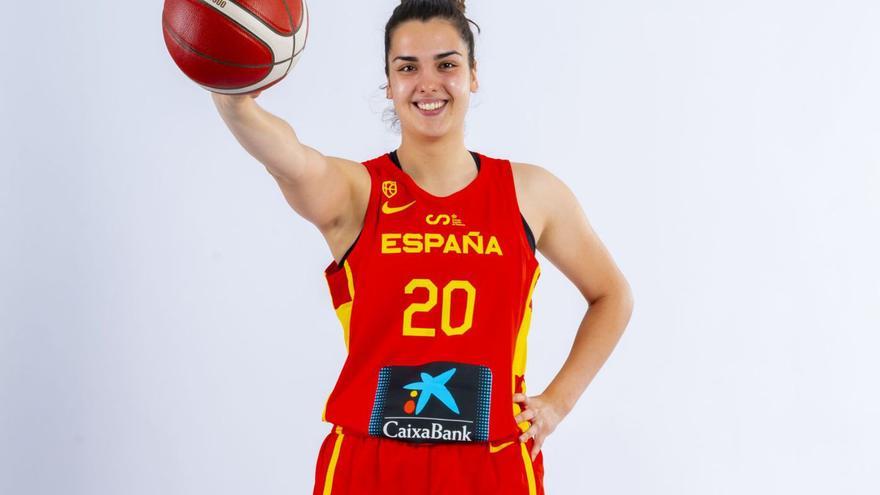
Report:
211,93,370,256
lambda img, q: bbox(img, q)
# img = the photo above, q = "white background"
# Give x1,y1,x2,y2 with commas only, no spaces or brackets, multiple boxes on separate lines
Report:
2,1,878,493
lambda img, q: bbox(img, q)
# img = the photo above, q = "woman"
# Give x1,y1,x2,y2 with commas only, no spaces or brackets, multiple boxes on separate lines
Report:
212,1,633,493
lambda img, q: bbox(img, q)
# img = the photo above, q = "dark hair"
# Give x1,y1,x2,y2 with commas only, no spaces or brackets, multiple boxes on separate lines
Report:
383,0,481,77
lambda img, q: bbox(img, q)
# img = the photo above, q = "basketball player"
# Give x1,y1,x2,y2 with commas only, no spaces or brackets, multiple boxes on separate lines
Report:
212,1,633,493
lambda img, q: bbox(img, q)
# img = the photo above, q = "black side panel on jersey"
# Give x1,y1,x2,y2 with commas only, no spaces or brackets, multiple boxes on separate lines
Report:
521,215,536,253
337,231,360,266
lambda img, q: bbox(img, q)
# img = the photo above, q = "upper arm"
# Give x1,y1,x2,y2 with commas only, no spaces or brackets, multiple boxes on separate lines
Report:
529,166,633,306
269,146,370,233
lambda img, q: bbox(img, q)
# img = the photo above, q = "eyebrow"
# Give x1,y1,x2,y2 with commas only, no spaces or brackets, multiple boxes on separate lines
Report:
392,51,463,63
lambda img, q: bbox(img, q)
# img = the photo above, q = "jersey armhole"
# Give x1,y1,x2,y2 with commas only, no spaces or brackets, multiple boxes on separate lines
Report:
325,160,377,273
503,159,538,258
521,214,536,253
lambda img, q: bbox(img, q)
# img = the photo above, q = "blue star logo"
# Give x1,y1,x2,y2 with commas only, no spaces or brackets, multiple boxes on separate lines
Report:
403,368,460,415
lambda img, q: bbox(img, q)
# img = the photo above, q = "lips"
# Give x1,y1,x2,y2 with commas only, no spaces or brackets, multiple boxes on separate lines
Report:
413,99,448,116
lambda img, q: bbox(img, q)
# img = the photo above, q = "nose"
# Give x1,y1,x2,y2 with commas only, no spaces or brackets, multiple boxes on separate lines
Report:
416,68,441,94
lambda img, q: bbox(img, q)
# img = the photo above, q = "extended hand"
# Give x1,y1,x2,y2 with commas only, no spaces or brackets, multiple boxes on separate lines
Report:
513,392,566,462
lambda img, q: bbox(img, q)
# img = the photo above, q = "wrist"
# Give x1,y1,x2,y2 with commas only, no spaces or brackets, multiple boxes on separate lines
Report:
212,92,255,114
541,386,576,417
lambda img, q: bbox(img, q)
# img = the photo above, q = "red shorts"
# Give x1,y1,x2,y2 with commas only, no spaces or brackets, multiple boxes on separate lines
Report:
313,425,545,495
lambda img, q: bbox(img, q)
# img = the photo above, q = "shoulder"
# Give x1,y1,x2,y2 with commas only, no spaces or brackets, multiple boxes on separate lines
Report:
509,161,572,205
507,161,576,247
510,161,560,187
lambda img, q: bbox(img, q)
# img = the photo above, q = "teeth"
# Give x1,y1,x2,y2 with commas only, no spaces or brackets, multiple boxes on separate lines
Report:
417,101,446,111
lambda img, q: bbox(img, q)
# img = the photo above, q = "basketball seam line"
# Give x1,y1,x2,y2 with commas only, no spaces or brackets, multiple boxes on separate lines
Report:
193,0,283,62
163,19,292,69
223,0,302,37
280,1,308,80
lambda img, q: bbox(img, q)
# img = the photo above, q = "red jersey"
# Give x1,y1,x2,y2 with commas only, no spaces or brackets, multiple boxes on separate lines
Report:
321,150,540,444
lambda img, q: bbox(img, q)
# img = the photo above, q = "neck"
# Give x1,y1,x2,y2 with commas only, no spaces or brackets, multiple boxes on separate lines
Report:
396,131,475,188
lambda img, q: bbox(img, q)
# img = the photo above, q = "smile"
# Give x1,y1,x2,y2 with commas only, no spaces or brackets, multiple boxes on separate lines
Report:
413,100,448,115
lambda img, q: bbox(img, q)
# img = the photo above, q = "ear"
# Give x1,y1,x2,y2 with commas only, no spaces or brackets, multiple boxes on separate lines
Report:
470,61,479,93
385,80,393,99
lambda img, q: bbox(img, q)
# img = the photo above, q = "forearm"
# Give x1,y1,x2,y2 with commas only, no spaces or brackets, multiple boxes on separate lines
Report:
541,288,634,416
211,93,308,179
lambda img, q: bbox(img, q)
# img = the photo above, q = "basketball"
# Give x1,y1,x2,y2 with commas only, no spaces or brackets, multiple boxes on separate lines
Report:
162,0,309,94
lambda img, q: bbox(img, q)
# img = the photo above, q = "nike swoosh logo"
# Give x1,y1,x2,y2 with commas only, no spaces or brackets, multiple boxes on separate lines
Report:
488,441,515,453
382,199,417,214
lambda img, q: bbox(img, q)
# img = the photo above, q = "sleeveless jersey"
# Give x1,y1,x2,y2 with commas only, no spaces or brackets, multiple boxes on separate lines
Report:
321,151,540,444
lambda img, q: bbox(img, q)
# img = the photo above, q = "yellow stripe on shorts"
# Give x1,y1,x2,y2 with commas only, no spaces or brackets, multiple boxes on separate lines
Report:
323,426,345,495
519,442,537,495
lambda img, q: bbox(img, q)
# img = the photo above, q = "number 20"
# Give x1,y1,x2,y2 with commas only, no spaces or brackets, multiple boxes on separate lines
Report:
402,279,475,337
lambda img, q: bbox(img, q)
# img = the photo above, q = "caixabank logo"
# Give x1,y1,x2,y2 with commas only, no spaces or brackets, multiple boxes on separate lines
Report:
369,361,492,443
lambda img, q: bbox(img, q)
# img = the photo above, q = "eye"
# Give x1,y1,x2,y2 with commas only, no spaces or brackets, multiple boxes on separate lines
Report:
399,65,416,72
440,62,457,69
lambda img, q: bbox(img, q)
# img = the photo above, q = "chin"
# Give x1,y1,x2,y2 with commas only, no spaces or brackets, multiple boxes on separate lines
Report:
414,118,466,139
400,120,450,140
416,127,454,140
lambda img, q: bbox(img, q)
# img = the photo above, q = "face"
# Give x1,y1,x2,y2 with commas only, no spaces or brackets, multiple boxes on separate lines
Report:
386,18,479,140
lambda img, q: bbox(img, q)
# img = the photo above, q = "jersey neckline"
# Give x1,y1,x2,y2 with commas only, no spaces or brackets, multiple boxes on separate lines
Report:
387,150,486,201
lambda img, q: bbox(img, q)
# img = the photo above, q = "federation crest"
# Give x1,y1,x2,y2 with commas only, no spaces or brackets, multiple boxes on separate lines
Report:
382,180,398,199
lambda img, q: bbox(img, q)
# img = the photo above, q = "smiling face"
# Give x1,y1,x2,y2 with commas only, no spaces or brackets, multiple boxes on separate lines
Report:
386,18,479,140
